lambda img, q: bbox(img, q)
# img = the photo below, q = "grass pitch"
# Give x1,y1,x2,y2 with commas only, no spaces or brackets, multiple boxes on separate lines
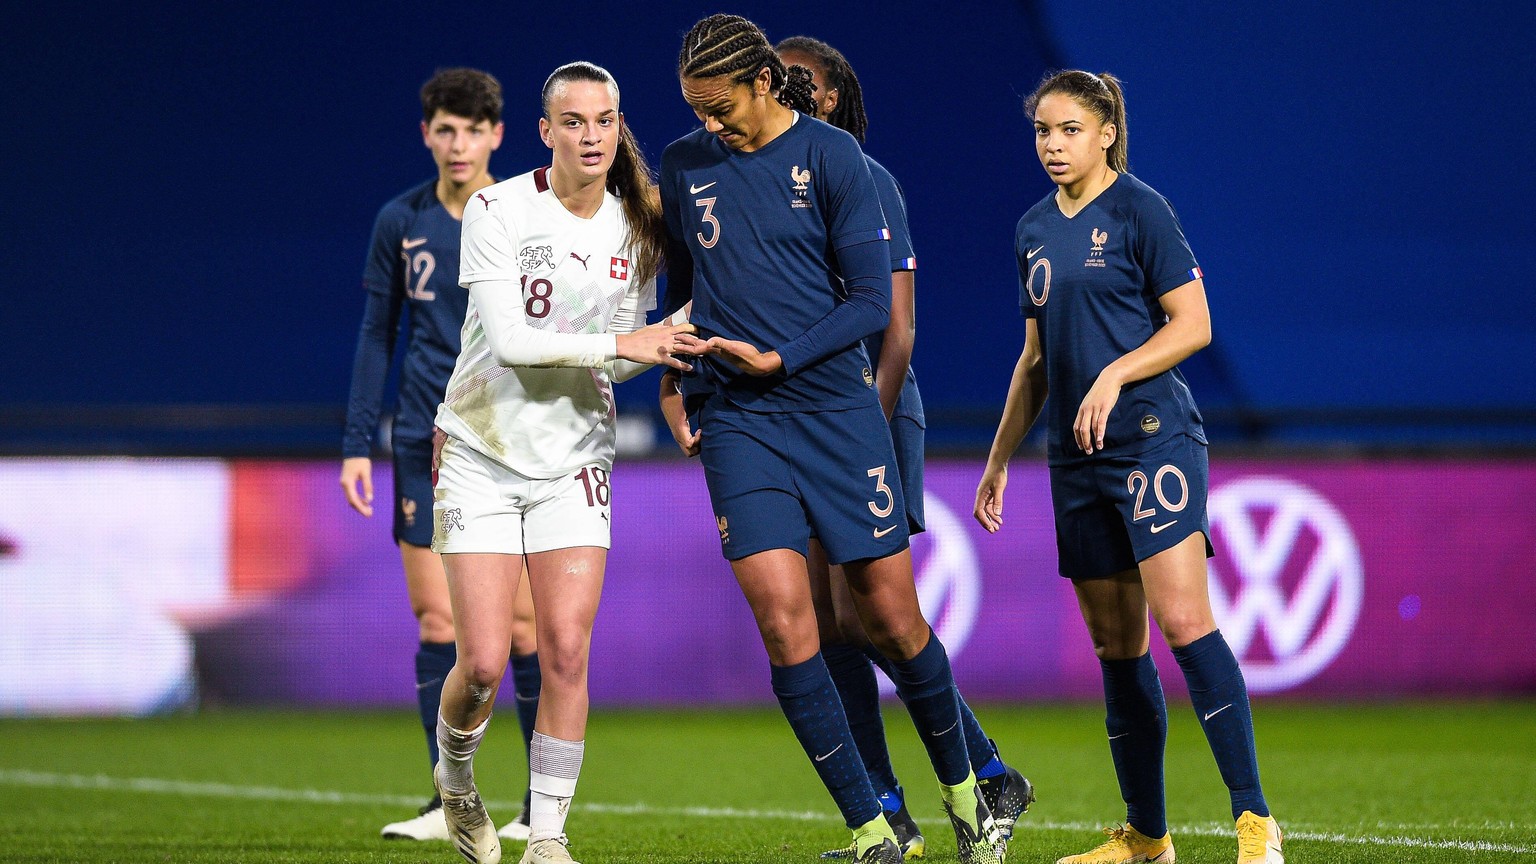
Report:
1,701,1532,862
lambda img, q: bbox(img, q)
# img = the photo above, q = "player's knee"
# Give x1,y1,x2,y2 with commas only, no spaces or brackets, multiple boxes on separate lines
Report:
417,609,455,643
457,653,507,690
538,638,588,688
1157,614,1216,650
864,618,926,662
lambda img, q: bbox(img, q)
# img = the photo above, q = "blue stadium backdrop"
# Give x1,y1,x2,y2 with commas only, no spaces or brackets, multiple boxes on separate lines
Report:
2,1,1532,451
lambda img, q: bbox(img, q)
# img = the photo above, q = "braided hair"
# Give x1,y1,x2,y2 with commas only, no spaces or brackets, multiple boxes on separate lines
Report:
774,36,868,142
678,14,813,114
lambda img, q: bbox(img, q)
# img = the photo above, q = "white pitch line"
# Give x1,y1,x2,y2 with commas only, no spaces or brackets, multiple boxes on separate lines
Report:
2,769,1532,855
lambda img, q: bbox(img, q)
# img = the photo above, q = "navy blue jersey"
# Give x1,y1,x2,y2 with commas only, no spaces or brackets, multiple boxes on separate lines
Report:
863,156,923,426
343,180,471,456
661,114,891,412
1016,173,1206,465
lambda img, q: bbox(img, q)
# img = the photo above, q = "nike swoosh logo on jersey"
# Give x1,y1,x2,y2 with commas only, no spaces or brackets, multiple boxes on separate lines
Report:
1027,246,1045,258
1204,703,1232,721
873,525,897,538
813,743,843,762
402,237,429,250
1150,520,1178,534
689,181,717,194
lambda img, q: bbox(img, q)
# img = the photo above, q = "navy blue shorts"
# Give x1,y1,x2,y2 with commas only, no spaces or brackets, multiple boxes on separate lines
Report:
392,435,434,548
697,398,910,565
1048,433,1213,581
890,414,925,534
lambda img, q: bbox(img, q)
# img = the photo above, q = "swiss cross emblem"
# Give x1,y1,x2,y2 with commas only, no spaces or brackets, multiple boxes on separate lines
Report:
609,257,629,281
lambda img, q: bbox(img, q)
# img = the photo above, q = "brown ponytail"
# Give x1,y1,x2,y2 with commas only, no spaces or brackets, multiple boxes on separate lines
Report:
541,61,664,289
1024,70,1129,173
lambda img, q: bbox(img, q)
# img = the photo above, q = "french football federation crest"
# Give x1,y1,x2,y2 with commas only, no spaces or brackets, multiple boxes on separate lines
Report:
790,165,811,194
1090,227,1108,253
519,245,555,271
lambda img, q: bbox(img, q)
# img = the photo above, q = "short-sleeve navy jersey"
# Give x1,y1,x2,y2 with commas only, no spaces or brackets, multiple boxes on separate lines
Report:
343,180,469,455
660,115,891,412
862,156,923,426
1016,173,1205,465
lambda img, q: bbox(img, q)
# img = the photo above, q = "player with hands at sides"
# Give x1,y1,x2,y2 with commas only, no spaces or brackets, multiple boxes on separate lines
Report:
974,70,1283,864
428,61,690,864
340,67,544,845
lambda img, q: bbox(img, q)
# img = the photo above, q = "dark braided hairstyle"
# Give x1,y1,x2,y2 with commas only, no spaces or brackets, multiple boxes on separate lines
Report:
774,36,867,142
1024,70,1129,173
541,62,665,289
678,14,815,114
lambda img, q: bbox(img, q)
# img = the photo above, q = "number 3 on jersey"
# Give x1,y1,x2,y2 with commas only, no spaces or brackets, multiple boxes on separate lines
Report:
695,197,720,249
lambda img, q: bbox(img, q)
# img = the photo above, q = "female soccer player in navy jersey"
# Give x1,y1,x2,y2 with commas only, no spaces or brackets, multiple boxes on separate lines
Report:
768,35,1034,861
340,68,543,844
973,70,1283,864
658,15,1001,864
429,61,691,864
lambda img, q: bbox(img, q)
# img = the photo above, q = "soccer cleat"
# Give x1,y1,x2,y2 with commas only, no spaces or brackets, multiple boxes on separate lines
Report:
820,804,926,860
855,838,904,864
943,786,1003,864
977,764,1035,840
519,835,579,864
435,769,501,864
497,805,531,841
380,794,450,840
1055,824,1174,864
1235,811,1283,864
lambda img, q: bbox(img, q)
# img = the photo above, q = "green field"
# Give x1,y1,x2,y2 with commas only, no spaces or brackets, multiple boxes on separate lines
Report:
1,701,1532,863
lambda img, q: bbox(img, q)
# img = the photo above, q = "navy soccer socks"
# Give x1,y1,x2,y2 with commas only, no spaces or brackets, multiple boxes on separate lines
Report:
887,631,970,786
415,641,457,768
1172,630,1269,819
510,651,542,752
824,642,902,802
772,654,883,828
1102,652,1169,838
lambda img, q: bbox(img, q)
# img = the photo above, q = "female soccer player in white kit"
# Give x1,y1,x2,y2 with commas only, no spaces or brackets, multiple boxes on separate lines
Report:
428,61,692,864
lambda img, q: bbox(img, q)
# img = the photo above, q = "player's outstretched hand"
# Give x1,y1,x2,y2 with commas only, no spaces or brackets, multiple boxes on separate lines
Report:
698,336,782,376
617,322,697,371
658,370,701,457
340,457,374,517
1074,371,1123,454
973,463,1008,533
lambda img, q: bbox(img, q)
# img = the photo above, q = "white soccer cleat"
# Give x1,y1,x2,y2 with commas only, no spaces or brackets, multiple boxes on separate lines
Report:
520,834,580,864
380,798,450,840
435,768,501,864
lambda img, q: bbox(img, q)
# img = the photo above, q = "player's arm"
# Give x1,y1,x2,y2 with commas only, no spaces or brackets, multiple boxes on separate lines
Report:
873,270,914,419
340,204,409,517
1074,277,1209,454
462,198,690,370
975,318,1047,533
605,278,694,382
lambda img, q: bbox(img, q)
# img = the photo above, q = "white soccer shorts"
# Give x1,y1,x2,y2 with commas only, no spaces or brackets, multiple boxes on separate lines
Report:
431,433,612,555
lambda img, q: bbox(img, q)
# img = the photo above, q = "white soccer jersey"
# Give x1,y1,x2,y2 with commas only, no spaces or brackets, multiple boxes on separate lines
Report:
435,166,657,478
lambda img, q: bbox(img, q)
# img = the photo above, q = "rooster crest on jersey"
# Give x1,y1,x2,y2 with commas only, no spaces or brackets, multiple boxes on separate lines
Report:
790,165,811,194
519,245,555,271
1090,227,1108,253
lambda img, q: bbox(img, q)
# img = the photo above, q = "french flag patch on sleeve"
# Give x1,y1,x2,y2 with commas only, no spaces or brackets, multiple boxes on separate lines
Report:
1188,266,1204,281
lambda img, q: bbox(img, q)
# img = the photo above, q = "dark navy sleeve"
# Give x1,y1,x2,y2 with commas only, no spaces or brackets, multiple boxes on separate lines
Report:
659,151,695,318
1134,192,1202,297
342,202,408,457
1017,215,1039,318
869,160,915,270
775,132,891,376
